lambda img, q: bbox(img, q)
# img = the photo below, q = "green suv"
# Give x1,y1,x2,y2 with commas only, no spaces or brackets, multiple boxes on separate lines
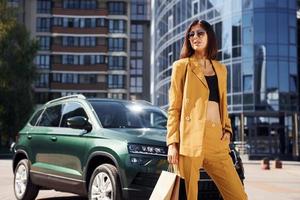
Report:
12,95,168,200
12,95,245,200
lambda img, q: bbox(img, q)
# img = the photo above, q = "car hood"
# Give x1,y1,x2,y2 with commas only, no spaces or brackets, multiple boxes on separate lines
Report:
102,128,167,146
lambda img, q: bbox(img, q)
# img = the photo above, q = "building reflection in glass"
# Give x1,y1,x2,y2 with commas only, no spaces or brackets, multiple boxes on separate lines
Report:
151,0,299,160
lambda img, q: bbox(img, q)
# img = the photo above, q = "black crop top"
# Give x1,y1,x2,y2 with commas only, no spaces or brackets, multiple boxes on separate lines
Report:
204,74,220,103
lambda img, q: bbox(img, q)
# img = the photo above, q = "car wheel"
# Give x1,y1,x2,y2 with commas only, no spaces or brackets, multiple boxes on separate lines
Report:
88,164,121,200
14,159,39,200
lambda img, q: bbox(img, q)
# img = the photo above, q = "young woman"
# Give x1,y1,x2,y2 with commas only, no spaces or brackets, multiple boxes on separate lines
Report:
166,20,248,200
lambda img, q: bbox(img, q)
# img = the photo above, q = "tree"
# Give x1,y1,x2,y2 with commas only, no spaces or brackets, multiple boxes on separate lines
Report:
0,0,38,147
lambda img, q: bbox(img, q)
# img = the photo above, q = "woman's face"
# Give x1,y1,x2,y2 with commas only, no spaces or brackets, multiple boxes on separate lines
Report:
188,24,208,53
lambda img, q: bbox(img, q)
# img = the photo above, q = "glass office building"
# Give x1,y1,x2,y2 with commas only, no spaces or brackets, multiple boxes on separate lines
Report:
151,0,299,159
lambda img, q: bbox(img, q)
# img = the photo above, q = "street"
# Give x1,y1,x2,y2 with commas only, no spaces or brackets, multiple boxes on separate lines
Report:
1,159,300,200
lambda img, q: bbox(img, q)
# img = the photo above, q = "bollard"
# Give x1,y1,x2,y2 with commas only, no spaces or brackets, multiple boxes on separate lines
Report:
274,158,282,169
261,157,270,170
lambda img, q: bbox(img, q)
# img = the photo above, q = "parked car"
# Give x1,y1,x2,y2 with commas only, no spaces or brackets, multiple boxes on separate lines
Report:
12,95,244,200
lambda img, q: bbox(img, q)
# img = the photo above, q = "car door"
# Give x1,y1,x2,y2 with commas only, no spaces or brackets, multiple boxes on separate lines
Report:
48,101,89,181
29,104,64,177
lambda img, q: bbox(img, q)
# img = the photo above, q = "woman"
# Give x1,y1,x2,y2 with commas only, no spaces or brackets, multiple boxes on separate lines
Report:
166,20,248,200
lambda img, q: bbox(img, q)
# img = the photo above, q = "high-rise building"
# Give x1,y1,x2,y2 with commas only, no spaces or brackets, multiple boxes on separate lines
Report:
13,0,151,103
151,0,299,160
130,0,151,100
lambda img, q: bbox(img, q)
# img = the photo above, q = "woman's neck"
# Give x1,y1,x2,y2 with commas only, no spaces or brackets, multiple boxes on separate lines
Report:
193,51,206,60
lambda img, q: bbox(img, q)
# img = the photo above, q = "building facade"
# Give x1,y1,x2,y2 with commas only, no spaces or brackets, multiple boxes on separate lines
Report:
151,0,299,160
130,0,151,100
12,0,151,103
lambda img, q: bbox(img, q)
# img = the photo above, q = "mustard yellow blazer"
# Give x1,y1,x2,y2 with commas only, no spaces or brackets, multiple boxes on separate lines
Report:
166,54,233,157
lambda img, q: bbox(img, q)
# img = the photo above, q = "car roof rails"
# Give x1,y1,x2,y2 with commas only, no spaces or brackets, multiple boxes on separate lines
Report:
45,94,86,105
132,100,153,106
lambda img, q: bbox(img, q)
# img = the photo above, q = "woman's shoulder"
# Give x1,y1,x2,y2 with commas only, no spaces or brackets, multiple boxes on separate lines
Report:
211,60,227,72
173,57,190,67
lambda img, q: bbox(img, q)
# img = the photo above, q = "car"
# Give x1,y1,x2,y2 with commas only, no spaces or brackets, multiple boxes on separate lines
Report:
11,94,245,200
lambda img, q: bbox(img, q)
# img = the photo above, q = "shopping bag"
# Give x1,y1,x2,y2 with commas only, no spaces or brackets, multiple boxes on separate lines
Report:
149,165,180,200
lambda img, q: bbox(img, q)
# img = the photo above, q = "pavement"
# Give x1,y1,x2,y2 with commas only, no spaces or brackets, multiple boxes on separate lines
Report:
1,159,300,200
243,162,300,200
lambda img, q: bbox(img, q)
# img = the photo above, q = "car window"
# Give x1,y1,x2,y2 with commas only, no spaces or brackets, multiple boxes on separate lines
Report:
38,104,63,127
60,102,88,128
90,101,167,129
29,109,44,126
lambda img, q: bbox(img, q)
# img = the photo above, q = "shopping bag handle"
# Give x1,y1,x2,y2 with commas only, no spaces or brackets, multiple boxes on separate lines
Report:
167,164,179,174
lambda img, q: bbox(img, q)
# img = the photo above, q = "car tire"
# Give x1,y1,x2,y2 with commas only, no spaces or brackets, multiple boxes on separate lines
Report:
14,159,39,200
88,164,121,200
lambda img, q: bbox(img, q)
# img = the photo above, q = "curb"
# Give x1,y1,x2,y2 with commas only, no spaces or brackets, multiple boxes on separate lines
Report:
242,160,300,166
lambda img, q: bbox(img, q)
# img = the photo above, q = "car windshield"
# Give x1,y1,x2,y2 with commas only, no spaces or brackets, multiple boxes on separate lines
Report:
90,101,167,129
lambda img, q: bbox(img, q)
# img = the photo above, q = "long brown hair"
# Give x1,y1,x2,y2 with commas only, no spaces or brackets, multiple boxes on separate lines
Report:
180,20,218,59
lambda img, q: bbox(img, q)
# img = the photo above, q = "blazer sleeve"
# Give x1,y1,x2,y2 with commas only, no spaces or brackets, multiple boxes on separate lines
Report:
223,65,233,136
166,60,186,146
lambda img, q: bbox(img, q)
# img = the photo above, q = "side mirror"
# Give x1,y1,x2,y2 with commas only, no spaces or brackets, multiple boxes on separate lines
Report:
67,116,92,132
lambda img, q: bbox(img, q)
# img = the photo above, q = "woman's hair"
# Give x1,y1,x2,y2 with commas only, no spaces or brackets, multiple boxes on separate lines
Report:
180,20,218,59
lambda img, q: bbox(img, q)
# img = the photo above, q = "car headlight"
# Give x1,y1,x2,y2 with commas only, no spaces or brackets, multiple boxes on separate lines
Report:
128,143,167,156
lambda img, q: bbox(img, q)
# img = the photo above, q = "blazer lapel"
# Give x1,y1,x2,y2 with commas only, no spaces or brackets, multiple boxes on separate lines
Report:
189,58,208,89
211,60,224,99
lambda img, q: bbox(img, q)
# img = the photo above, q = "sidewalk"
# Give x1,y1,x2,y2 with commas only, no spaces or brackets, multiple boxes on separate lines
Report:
240,154,300,166
243,162,300,200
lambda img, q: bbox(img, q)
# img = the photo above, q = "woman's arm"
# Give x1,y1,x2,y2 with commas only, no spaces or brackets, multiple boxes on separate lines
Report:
223,65,233,138
166,60,186,146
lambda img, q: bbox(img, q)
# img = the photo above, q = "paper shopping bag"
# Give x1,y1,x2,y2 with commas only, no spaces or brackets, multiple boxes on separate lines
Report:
149,165,180,200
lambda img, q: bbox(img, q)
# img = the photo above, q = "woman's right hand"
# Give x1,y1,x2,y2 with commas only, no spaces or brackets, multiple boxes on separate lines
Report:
167,143,179,164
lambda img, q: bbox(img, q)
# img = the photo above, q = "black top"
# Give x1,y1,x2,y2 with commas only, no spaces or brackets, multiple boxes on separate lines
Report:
204,74,220,103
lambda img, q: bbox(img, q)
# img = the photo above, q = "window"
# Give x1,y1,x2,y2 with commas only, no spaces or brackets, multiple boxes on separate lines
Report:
35,92,49,104
37,36,51,50
108,56,126,70
130,59,143,75
131,24,143,39
36,18,51,32
63,0,97,9
108,75,125,88
52,73,61,83
36,55,50,69
60,102,88,127
108,2,126,15
97,18,106,27
243,75,253,92
130,76,143,93
108,38,126,51
29,109,44,126
279,61,289,92
168,52,173,67
232,64,241,92
168,15,173,30
38,105,63,127
53,17,63,26
192,0,199,16
35,73,49,88
79,74,97,84
130,41,143,56
62,36,96,47
37,0,51,13
266,61,278,89
131,0,149,20
109,20,126,33
62,55,75,64
62,74,78,83
290,75,297,92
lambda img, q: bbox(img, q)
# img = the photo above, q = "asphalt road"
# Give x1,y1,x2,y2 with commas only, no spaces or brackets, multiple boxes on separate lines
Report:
1,159,300,200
